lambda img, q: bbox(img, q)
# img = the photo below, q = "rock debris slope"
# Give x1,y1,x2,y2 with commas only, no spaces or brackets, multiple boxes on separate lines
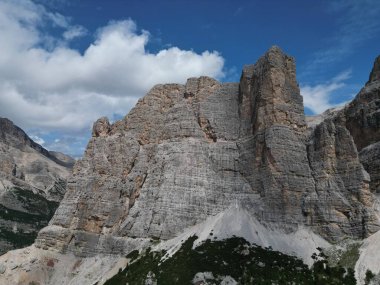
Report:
0,118,72,254
0,46,379,284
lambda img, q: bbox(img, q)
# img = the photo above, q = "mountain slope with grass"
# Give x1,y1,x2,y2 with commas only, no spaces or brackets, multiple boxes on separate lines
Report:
0,118,72,254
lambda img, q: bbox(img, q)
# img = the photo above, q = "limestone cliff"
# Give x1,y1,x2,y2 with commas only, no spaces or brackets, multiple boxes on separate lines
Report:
303,57,380,240
0,47,379,285
35,47,379,258
0,118,71,254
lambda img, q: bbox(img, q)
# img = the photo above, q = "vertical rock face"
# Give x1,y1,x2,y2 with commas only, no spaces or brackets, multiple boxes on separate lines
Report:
360,142,380,194
34,47,380,259
239,46,306,134
344,77,380,152
306,119,377,239
238,46,314,226
340,60,380,197
304,58,380,239
0,118,72,254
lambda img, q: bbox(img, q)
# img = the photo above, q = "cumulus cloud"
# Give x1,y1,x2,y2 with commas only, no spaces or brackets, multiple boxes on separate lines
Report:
300,70,352,114
305,0,380,71
0,0,225,155
30,135,45,145
63,25,87,40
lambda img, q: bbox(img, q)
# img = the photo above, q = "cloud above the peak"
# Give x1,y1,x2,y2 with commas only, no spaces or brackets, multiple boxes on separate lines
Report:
300,70,352,114
30,135,45,146
0,0,225,155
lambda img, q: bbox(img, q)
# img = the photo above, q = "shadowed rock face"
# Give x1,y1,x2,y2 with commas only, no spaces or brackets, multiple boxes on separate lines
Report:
303,58,380,239
344,79,380,152
360,142,380,194
0,118,72,254
349,59,380,195
35,47,380,257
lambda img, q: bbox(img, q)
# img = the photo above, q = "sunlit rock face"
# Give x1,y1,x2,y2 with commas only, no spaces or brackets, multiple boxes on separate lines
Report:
33,47,380,259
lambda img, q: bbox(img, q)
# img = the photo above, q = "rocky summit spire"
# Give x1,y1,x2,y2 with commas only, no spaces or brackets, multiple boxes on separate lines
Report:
239,46,306,136
368,55,380,84
237,46,314,227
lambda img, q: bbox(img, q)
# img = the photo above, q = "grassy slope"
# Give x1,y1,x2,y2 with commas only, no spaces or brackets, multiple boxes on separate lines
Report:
0,187,59,250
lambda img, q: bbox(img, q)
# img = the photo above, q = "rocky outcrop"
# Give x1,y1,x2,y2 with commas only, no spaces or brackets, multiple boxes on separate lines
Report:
305,118,377,239
343,74,380,152
238,47,315,227
341,67,380,196
360,142,380,194
368,55,380,84
34,47,380,261
49,151,76,168
0,47,379,284
302,58,380,239
0,118,72,254
92,117,111,138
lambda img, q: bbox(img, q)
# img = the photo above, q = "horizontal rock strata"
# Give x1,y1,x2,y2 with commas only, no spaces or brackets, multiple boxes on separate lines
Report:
34,47,380,259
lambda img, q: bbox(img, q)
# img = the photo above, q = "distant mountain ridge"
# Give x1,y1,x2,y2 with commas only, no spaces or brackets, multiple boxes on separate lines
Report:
0,118,75,168
0,117,72,254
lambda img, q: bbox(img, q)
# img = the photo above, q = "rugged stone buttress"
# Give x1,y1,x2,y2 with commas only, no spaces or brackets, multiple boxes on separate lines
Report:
0,46,379,284
34,47,380,258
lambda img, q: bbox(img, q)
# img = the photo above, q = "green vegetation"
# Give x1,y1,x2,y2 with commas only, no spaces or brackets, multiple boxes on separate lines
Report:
326,241,362,270
126,249,139,262
105,236,357,285
337,242,361,269
365,270,375,285
0,228,37,248
11,187,59,218
0,187,60,250
0,187,59,223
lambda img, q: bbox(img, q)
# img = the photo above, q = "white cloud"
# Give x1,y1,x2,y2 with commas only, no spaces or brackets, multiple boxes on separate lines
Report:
0,0,225,155
47,11,69,28
30,135,45,145
306,0,380,70
300,70,351,114
63,25,87,40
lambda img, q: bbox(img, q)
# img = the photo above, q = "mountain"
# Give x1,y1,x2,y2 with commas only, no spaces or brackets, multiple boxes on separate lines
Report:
0,118,72,254
0,47,379,285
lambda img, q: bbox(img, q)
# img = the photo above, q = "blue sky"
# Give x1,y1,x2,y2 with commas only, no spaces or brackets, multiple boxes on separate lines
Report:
0,0,379,157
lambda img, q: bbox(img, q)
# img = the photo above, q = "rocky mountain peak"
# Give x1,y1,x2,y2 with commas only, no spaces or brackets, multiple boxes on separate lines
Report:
92,116,111,137
261,45,296,70
185,76,219,97
239,45,305,136
368,55,380,84
31,47,379,261
0,117,73,168
0,117,46,154
1,48,380,285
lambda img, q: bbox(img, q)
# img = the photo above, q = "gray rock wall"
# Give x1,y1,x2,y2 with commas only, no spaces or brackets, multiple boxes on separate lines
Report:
35,47,380,257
